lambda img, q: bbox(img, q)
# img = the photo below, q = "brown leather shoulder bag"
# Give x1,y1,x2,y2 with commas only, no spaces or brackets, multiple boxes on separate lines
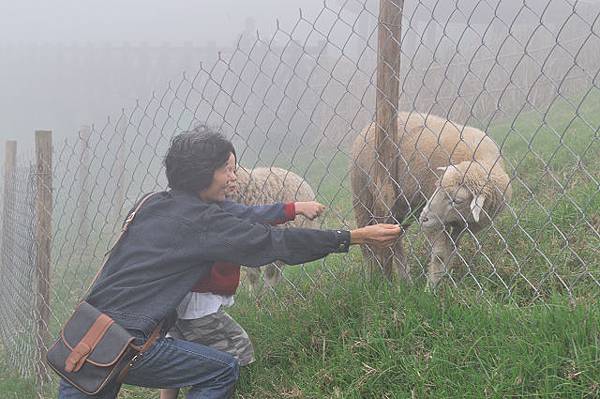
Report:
46,192,161,395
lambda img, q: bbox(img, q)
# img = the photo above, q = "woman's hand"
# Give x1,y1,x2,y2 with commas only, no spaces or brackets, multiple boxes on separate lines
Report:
350,224,402,248
295,201,326,220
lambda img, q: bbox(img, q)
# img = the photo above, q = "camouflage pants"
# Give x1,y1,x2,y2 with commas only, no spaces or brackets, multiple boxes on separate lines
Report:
170,309,255,366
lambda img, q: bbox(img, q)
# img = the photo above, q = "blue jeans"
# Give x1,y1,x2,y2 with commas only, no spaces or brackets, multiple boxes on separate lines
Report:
58,337,239,398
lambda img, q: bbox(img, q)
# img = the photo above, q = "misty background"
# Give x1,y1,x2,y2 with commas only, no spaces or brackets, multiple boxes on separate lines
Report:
0,0,327,148
1,0,599,155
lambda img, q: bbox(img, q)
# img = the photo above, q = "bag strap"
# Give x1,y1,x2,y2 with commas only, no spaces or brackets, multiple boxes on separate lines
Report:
116,319,164,383
84,192,158,297
110,191,159,254
64,313,114,373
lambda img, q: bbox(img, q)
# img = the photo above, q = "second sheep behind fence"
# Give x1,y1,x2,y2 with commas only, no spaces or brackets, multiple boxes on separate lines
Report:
227,166,317,291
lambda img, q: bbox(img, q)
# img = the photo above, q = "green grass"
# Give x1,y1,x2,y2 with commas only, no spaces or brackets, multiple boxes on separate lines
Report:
0,352,37,399
5,272,599,398
231,275,600,398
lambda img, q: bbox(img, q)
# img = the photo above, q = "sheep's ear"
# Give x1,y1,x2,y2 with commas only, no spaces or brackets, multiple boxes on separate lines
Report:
470,194,486,223
436,166,448,172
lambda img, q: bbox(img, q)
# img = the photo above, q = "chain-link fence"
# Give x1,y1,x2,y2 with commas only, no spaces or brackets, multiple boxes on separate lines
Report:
0,0,599,389
0,161,38,376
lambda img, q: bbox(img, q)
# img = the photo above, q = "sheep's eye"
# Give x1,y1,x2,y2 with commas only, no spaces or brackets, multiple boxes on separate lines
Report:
451,198,464,205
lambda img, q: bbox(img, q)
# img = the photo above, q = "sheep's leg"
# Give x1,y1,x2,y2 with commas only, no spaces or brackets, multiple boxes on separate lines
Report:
352,184,381,279
450,226,463,244
391,235,411,282
379,247,393,281
424,228,454,289
245,267,262,291
264,262,284,288
360,243,389,281
373,219,405,281
354,211,380,278
352,176,400,282
363,244,380,278
375,226,397,281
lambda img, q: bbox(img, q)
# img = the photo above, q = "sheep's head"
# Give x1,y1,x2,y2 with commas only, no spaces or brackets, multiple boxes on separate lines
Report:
419,160,508,230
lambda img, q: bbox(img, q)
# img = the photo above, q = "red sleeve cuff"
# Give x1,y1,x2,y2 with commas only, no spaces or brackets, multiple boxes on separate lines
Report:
284,202,296,221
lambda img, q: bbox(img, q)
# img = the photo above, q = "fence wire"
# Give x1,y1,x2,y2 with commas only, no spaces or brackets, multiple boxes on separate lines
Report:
0,0,599,386
0,164,37,376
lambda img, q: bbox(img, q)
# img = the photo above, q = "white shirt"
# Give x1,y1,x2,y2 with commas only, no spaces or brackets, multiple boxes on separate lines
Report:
176,291,235,319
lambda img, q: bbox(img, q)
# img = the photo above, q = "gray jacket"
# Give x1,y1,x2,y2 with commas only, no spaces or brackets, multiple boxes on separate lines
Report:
86,189,350,340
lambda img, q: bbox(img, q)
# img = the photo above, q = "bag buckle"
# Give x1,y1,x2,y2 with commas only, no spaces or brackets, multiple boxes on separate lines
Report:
128,352,142,368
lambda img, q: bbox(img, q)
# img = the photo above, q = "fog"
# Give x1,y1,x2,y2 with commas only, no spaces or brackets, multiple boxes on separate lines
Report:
0,0,325,147
1,0,599,154
0,0,330,47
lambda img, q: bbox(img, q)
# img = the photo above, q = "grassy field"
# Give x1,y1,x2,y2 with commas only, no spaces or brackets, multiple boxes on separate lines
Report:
7,274,599,398
234,277,599,398
1,89,599,397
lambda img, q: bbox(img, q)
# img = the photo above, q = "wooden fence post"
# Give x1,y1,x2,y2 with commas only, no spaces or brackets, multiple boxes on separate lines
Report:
35,130,52,383
374,0,406,279
2,140,17,271
1,140,17,337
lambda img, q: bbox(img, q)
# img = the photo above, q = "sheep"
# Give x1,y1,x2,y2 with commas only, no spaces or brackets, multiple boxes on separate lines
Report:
227,166,317,290
350,111,512,286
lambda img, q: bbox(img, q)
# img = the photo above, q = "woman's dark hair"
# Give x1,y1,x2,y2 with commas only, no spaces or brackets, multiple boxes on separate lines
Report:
164,125,236,193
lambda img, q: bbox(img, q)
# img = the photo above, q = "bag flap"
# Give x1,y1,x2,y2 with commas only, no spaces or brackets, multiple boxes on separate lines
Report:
62,302,135,366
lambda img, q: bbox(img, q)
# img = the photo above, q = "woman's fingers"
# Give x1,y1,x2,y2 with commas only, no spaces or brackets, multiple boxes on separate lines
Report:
364,224,402,247
299,201,326,220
